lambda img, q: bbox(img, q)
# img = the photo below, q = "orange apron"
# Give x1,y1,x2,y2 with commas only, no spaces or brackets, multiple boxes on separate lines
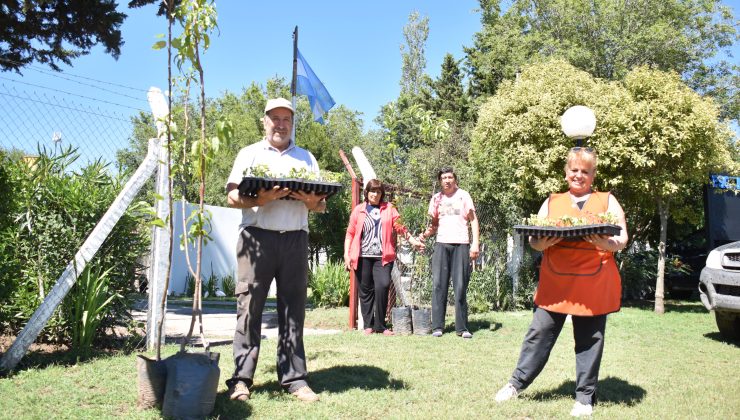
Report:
534,191,622,316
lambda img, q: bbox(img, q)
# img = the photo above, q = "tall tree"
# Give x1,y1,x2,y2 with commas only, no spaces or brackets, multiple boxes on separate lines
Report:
620,67,737,313
0,0,126,72
429,53,471,122
399,10,430,97
465,0,739,121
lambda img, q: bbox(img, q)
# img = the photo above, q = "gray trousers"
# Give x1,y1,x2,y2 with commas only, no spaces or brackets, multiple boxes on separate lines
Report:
431,242,470,333
228,227,309,393
509,307,607,405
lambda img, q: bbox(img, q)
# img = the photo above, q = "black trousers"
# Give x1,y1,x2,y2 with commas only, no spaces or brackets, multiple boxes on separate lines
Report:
509,307,607,405
431,242,470,333
228,227,309,393
356,257,392,331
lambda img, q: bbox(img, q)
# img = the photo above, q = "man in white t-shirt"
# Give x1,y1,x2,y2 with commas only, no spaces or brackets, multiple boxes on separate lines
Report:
224,98,326,403
419,167,480,338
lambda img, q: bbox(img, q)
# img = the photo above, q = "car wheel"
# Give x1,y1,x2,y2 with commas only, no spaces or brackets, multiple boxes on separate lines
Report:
715,311,740,341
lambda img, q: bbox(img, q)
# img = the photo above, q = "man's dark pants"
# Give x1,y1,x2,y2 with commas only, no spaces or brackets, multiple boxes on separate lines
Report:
227,227,309,393
431,242,470,334
509,307,607,405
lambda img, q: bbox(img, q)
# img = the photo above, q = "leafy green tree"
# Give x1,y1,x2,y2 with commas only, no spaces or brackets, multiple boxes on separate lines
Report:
298,104,364,173
1,0,127,72
464,0,527,99
376,10,436,166
428,54,471,122
400,10,430,97
465,0,739,121
620,66,737,313
470,59,737,312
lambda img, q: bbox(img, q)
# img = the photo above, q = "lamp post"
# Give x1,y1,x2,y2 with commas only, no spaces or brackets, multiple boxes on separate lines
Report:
560,105,596,147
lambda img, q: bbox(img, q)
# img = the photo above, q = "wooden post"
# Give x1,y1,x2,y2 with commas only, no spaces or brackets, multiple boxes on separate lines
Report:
339,149,361,329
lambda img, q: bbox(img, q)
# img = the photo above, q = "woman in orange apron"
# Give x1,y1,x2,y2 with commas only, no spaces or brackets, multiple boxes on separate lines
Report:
495,147,628,417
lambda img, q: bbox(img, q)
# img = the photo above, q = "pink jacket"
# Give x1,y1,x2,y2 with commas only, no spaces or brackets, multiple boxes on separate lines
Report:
345,201,410,270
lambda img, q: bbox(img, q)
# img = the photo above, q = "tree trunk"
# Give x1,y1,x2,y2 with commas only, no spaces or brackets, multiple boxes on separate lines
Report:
654,198,669,314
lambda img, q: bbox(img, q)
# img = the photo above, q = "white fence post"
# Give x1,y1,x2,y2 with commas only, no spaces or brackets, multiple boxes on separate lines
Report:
145,87,171,351
507,233,524,299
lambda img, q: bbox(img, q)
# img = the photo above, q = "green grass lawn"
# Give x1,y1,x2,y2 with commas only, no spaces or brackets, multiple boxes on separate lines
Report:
1,300,738,419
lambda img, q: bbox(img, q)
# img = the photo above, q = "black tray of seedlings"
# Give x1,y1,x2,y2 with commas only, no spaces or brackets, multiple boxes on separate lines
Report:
238,177,343,200
513,223,622,239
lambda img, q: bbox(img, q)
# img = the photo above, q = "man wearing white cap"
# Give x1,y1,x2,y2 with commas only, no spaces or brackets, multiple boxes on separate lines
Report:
225,97,326,403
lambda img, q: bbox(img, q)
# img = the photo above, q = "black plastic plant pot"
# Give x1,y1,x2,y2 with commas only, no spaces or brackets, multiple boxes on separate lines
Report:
238,176,343,200
513,223,622,239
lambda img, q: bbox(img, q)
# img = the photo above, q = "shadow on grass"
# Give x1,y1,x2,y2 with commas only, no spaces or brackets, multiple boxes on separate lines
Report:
621,300,707,314
254,364,405,396
0,335,145,376
439,319,501,335
528,376,645,406
703,331,740,347
212,389,252,419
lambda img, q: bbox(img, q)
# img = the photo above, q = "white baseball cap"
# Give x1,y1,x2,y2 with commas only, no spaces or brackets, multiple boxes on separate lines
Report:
264,98,294,114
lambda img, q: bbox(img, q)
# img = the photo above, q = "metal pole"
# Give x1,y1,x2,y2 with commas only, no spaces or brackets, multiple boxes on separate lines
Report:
291,26,298,144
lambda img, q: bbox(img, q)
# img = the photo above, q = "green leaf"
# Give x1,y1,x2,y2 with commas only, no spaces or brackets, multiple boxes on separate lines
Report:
150,218,166,228
152,40,167,50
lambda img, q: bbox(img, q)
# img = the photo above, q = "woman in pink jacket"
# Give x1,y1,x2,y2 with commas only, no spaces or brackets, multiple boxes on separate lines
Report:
344,179,425,335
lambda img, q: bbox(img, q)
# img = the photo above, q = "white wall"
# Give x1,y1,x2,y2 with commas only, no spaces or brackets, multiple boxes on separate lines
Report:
169,200,241,295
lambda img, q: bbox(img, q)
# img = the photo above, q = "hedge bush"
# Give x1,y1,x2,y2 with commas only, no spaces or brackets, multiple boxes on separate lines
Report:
0,146,148,346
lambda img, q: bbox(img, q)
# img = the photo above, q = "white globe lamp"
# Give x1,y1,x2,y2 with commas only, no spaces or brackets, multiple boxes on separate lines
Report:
560,106,596,147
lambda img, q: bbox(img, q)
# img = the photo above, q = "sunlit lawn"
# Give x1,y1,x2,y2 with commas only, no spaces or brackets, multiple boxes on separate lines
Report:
1,300,738,419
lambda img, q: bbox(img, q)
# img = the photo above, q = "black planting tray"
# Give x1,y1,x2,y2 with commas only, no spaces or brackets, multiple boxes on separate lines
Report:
238,177,343,200
513,223,622,239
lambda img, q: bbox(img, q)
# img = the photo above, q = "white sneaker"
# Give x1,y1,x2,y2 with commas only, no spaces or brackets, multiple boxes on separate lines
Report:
494,383,519,403
570,401,593,417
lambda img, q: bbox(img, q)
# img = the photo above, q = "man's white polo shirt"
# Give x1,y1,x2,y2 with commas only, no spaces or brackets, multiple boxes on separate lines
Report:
227,139,320,232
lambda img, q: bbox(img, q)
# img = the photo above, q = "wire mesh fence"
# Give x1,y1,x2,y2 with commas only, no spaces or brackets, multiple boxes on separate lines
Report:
0,82,145,171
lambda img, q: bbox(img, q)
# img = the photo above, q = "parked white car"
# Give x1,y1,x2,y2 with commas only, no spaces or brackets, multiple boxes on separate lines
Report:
699,241,740,340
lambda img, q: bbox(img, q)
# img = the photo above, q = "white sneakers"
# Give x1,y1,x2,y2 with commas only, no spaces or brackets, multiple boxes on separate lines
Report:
570,401,593,417
494,383,519,402
496,383,593,417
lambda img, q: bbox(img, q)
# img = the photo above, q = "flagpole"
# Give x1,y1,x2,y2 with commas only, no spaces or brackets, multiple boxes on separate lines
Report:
291,26,298,143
